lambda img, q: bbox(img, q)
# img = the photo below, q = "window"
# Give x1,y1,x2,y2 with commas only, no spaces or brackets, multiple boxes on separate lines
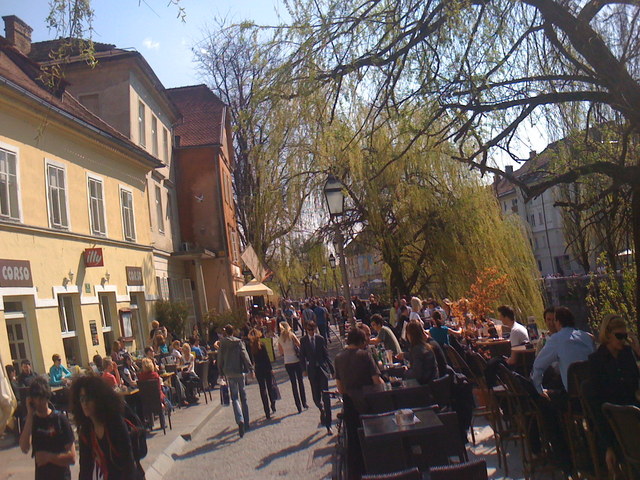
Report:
87,176,106,235
138,101,146,147
530,214,536,226
166,191,172,222
98,294,113,330
58,295,76,334
46,162,69,229
0,146,19,220
155,185,164,234
229,228,239,264
163,128,169,163
120,188,136,241
538,212,543,225
151,115,158,157
156,276,169,300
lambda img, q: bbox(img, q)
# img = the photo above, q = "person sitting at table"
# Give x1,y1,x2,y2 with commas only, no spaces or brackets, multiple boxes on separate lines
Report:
179,343,199,403
424,330,448,376
121,355,138,388
153,333,169,355
335,326,384,479
5,364,18,394
17,359,39,388
429,311,462,347
49,354,72,387
101,357,122,389
90,355,103,375
369,314,401,356
148,319,161,345
587,313,640,474
110,340,124,365
394,305,411,348
143,347,160,372
138,358,172,411
400,321,439,385
496,305,529,367
191,338,206,360
170,340,183,363
531,306,594,397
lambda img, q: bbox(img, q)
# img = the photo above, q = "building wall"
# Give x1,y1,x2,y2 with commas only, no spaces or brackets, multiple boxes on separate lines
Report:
0,90,158,373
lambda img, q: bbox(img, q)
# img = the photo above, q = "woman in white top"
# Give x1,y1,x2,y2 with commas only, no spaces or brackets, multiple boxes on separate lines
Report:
179,343,198,403
277,322,308,413
409,297,425,328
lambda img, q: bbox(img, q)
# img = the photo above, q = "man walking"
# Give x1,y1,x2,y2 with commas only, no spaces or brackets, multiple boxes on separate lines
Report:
300,321,334,435
218,324,253,437
313,301,330,342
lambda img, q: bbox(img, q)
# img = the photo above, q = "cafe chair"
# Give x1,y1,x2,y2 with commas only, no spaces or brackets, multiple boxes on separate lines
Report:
578,379,609,480
436,411,469,463
443,345,473,378
358,426,408,475
361,467,421,480
164,363,177,374
395,385,434,411
194,360,212,404
564,361,597,478
138,379,171,435
428,459,488,480
429,374,453,412
602,403,640,480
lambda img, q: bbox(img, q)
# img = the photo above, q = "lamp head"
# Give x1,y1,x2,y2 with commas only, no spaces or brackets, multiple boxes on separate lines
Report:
323,175,344,216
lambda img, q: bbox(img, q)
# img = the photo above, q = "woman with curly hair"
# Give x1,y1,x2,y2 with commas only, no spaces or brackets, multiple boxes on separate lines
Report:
70,375,139,480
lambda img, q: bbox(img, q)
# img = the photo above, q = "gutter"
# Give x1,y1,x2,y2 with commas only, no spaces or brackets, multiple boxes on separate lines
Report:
0,75,164,170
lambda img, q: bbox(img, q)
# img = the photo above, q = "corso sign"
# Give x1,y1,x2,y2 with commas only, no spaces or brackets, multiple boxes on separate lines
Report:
0,259,33,287
125,266,143,286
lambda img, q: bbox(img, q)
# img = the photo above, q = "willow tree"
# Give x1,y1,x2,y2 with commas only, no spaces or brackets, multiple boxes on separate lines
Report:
195,21,327,262
280,0,640,331
315,109,543,318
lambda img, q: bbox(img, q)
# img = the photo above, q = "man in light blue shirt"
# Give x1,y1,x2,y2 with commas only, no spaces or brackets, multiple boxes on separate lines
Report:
531,306,594,396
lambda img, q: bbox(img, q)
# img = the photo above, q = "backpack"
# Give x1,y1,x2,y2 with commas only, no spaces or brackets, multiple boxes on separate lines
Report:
123,403,148,461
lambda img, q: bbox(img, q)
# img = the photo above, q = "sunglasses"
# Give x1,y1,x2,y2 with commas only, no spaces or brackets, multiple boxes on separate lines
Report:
614,332,628,341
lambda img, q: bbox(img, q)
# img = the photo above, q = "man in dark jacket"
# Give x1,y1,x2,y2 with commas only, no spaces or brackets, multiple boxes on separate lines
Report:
299,321,334,435
218,324,253,437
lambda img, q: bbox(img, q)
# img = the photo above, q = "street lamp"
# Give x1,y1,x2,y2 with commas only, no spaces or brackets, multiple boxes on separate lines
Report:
323,175,354,325
328,253,336,269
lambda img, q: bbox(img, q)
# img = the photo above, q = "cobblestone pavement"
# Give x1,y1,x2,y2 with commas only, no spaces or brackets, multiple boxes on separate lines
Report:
166,330,344,480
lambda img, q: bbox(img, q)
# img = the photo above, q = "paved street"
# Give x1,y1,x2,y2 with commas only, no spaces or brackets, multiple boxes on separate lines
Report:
166,333,343,480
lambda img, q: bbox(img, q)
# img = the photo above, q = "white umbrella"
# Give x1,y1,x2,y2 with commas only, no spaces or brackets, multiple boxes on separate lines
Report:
235,278,274,297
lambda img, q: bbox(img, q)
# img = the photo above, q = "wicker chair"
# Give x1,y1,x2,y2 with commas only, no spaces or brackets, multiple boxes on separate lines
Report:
361,467,421,480
603,403,640,480
429,460,488,480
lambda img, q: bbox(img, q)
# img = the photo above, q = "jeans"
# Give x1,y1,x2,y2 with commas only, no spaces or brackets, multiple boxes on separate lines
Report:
317,322,329,341
256,370,277,416
285,362,307,411
228,376,250,427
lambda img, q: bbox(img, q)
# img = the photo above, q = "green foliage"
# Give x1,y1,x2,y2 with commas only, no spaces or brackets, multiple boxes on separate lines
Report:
203,308,247,333
154,300,190,339
586,254,636,335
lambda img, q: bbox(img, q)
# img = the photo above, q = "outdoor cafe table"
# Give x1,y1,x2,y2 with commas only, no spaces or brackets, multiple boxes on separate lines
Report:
511,345,536,376
363,379,433,412
475,338,512,357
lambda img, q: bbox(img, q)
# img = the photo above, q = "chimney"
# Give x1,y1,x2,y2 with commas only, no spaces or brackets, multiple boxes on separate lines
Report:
3,15,32,55
505,165,514,175
529,150,537,160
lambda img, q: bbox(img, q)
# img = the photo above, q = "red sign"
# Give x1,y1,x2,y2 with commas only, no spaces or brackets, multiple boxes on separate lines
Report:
0,259,33,287
84,248,104,267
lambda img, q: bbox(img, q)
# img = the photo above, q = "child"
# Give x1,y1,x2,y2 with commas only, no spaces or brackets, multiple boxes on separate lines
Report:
19,377,76,480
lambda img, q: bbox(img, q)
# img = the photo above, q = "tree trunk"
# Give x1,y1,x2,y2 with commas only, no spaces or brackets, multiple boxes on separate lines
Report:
632,184,640,334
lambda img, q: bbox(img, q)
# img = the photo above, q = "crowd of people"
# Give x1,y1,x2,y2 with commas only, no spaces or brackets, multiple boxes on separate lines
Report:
5,292,639,479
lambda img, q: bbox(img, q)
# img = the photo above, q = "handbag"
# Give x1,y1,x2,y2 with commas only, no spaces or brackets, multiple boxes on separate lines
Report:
271,375,281,400
219,379,230,406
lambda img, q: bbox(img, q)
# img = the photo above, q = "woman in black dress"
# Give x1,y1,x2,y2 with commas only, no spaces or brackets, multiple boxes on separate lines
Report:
248,328,277,419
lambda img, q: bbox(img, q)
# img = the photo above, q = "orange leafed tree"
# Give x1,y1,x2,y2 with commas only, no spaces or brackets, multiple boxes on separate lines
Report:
465,267,509,319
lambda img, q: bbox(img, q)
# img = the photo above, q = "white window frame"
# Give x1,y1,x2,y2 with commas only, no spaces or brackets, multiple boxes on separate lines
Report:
45,158,71,230
58,294,77,338
0,141,22,222
151,115,158,157
155,184,164,234
86,173,107,236
138,101,146,147
119,185,137,242
98,293,113,332
163,128,169,163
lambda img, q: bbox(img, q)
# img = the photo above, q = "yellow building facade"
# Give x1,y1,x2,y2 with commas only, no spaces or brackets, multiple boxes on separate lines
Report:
0,38,162,374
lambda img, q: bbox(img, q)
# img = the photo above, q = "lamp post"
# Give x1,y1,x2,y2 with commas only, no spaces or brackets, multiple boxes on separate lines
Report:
329,253,338,297
324,175,355,325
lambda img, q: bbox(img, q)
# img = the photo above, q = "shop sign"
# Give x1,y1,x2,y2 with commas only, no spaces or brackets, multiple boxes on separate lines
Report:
89,320,99,346
84,248,104,267
0,259,33,287
125,266,143,286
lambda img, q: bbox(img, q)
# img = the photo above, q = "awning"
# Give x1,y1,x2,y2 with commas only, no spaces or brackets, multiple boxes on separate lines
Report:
235,278,274,297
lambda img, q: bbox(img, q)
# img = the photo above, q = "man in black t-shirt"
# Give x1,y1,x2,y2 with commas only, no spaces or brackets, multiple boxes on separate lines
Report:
19,377,76,480
17,359,39,387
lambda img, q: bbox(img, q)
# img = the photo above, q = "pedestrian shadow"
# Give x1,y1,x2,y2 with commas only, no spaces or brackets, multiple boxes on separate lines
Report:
255,431,324,470
248,412,298,432
171,427,238,461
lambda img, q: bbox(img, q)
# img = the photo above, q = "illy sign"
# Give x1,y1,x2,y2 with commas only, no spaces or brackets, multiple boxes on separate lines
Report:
0,259,33,287
84,248,104,267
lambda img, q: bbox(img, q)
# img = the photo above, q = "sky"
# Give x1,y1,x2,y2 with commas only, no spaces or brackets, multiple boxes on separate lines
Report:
3,0,285,88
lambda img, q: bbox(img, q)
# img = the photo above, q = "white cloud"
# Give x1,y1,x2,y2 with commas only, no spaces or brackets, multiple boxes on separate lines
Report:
142,38,160,50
